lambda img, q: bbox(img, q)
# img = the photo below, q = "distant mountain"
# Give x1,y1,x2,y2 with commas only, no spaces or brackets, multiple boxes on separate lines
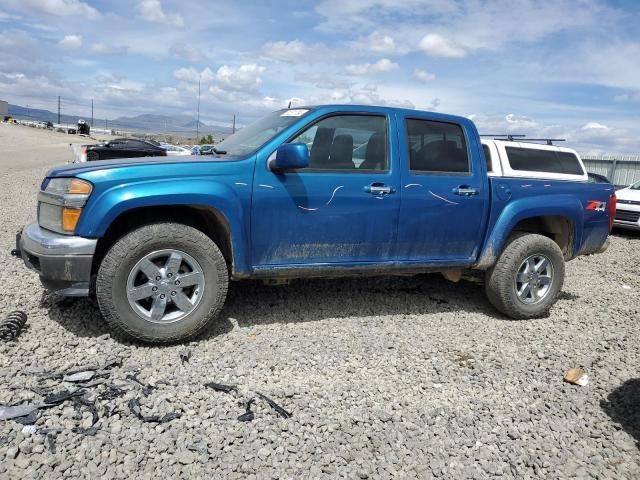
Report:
7,103,232,134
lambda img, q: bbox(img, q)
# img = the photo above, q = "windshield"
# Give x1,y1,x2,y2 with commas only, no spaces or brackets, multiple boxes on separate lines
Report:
214,109,310,157
631,180,640,190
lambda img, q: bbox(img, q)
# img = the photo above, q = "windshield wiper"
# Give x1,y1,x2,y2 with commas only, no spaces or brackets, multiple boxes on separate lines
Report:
212,148,227,155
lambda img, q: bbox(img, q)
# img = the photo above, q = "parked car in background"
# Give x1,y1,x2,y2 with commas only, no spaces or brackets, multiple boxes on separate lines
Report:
16,104,615,343
588,172,612,184
83,138,167,161
198,144,215,155
162,144,192,156
613,180,640,231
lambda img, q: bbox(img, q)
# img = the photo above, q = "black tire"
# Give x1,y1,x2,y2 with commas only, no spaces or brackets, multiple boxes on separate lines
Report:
87,150,99,161
96,223,228,343
485,233,565,319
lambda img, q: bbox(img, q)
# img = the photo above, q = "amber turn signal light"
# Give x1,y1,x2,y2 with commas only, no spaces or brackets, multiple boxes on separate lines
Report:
69,179,92,195
62,208,82,232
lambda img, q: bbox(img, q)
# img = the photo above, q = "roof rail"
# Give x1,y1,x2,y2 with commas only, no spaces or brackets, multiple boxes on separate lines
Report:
480,134,566,145
517,138,566,145
479,134,525,141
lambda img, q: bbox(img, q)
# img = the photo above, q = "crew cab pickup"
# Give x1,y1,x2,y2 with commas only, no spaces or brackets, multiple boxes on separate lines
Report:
16,105,616,343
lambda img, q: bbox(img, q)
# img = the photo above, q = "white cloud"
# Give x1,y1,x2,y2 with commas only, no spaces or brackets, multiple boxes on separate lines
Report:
613,91,640,103
215,64,265,91
262,40,307,63
19,0,99,19
368,32,396,54
419,33,466,58
346,58,398,75
90,43,129,55
137,0,184,27
59,34,82,49
582,122,609,130
169,44,208,63
173,67,215,84
413,69,436,82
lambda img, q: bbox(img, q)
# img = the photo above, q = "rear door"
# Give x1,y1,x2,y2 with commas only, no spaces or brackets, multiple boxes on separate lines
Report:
395,114,488,263
251,112,401,266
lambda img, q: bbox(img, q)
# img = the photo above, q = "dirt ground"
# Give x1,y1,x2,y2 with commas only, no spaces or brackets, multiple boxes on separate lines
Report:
0,123,112,171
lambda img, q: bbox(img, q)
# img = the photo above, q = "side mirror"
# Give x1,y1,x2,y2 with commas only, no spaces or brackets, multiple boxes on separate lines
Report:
269,143,309,171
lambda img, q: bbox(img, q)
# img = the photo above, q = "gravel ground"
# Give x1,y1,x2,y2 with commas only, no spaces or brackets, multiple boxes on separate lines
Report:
1,165,639,479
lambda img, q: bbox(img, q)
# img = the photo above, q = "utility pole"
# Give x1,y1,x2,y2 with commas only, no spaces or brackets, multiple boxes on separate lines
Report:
232,114,236,134
105,117,108,130
91,99,94,127
196,77,201,141
57,96,61,124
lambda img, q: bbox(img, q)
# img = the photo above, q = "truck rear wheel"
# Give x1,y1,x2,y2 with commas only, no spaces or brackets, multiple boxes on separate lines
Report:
96,223,228,343
485,233,565,319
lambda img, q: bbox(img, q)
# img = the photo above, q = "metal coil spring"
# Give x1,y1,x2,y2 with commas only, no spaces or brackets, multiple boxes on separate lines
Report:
0,311,27,341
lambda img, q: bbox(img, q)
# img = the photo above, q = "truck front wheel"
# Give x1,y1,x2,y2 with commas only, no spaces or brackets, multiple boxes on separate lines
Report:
485,233,565,319
96,223,228,343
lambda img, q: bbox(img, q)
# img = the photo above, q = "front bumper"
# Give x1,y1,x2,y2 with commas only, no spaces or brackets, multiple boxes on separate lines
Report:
17,223,97,296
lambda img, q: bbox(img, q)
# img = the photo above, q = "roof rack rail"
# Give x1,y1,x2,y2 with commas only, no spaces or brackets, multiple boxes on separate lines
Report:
480,134,566,145
517,138,566,146
479,134,525,141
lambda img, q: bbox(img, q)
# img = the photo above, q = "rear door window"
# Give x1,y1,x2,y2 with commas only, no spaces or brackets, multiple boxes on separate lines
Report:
482,144,492,172
505,147,584,175
406,119,470,173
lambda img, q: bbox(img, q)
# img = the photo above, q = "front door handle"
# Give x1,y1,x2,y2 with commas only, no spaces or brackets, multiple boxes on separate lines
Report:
364,183,396,195
453,185,479,196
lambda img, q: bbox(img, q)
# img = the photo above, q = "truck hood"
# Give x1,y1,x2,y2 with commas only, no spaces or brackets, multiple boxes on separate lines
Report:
46,155,232,178
616,186,640,201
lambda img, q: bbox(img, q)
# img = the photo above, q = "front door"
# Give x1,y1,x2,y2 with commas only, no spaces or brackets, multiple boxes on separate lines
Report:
395,115,488,263
251,113,401,267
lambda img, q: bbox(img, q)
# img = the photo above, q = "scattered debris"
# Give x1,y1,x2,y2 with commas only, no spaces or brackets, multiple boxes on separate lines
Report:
98,384,126,402
237,399,255,422
205,382,292,421
205,382,238,394
21,425,37,435
44,389,86,406
126,372,155,396
0,404,39,421
0,311,27,341
13,409,38,425
180,350,191,364
63,370,96,383
564,367,589,386
256,392,292,419
128,399,181,424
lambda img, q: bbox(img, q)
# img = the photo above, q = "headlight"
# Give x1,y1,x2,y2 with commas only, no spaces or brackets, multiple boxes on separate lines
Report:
38,178,92,234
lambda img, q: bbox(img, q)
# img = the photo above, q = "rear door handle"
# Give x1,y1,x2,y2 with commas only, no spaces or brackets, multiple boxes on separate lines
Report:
453,185,479,196
364,183,396,195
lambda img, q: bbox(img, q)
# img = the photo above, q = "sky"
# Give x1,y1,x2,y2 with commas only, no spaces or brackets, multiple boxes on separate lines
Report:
0,0,639,153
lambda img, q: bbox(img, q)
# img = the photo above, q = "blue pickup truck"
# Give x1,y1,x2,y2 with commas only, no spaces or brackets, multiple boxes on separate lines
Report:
16,105,616,343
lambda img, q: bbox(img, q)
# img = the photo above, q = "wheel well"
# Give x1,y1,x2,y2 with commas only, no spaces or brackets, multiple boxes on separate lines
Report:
91,205,233,276
511,215,574,258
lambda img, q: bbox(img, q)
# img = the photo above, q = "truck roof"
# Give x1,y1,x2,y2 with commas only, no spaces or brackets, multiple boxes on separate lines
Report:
290,104,475,128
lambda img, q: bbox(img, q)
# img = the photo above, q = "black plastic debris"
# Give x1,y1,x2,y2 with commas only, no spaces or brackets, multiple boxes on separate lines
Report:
128,399,181,424
13,409,38,425
180,350,191,364
204,382,238,394
256,392,292,419
98,385,126,402
44,389,86,406
0,311,27,341
237,398,255,422
126,372,155,396
0,405,38,421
